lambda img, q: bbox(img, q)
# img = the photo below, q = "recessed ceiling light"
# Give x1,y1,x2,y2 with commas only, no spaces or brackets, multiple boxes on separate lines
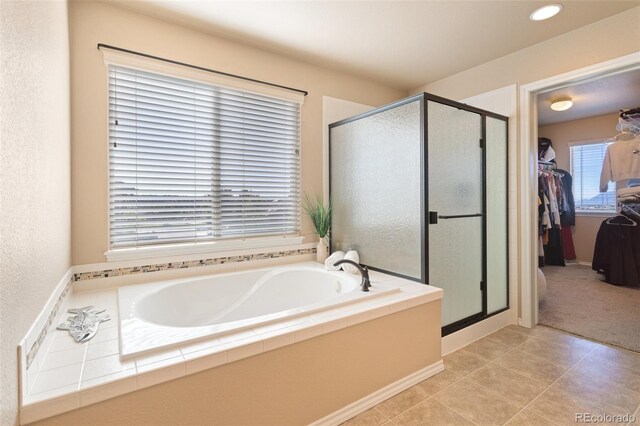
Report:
530,4,563,21
550,97,573,111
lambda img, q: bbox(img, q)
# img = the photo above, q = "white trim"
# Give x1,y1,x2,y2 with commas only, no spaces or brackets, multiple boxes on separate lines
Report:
567,138,608,147
519,51,640,328
575,211,615,217
101,48,305,105
309,360,444,426
442,310,515,356
105,235,305,262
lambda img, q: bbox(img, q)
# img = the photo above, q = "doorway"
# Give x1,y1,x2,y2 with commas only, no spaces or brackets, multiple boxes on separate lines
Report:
519,54,640,350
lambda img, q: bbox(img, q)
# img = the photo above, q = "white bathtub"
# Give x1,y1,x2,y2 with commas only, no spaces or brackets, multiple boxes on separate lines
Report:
118,263,400,357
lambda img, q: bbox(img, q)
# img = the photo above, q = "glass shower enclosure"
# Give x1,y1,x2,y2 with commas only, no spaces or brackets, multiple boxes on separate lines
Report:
329,93,508,335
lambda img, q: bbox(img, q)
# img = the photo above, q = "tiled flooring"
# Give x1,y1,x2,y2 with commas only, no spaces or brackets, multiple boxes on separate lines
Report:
343,325,640,425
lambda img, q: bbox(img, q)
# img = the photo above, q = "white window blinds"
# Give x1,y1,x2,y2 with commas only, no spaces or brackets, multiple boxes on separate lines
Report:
109,65,301,249
570,141,616,212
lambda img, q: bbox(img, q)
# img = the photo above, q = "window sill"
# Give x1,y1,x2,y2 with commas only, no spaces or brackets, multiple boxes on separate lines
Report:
575,211,616,217
105,235,305,262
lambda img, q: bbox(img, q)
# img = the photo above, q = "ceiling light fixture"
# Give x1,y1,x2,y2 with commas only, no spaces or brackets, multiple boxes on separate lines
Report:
530,4,563,21
550,97,573,111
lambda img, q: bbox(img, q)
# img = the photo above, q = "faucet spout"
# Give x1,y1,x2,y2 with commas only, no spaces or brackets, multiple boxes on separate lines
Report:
333,259,371,292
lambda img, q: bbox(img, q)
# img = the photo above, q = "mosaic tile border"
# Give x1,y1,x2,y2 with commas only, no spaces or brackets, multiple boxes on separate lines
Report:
25,247,315,369
26,276,73,369
73,248,316,281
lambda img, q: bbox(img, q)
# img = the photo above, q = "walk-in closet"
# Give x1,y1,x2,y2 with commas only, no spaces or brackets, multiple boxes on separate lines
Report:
535,69,640,351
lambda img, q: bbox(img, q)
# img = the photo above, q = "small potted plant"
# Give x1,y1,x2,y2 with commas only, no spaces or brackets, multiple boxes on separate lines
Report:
302,193,332,263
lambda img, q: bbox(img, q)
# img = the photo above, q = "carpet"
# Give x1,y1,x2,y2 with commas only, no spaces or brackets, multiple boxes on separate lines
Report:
538,265,640,352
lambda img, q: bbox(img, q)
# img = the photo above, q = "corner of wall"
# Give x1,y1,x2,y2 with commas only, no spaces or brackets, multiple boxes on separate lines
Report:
0,1,72,424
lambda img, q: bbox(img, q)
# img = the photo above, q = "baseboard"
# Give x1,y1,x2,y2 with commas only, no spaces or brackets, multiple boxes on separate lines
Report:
442,309,515,355
309,360,444,426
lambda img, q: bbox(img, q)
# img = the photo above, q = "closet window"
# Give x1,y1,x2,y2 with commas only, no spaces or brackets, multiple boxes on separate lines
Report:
108,65,301,252
570,140,616,213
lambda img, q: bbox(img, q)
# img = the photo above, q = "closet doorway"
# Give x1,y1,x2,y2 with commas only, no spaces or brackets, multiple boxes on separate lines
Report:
533,68,640,351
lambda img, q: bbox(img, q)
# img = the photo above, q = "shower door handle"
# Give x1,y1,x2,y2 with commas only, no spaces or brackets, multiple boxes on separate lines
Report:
438,213,483,219
429,212,483,224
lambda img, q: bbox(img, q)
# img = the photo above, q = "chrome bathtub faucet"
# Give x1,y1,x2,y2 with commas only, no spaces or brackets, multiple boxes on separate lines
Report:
333,259,371,292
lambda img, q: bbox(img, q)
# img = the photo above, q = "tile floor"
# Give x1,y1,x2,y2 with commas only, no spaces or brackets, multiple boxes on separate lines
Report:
343,325,640,425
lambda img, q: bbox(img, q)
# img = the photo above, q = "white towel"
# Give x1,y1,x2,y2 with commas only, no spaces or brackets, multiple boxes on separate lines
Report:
341,251,360,274
325,251,345,271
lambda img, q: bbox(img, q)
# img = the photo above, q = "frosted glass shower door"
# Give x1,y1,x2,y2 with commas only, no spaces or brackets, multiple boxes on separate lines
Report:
330,99,423,280
486,116,508,314
427,100,484,329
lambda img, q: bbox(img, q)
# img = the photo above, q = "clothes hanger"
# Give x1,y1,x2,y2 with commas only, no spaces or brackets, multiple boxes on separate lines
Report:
614,112,640,139
621,204,640,220
606,208,638,227
606,215,637,227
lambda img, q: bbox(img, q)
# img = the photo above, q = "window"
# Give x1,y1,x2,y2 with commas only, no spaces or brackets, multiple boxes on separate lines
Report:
108,65,301,251
570,140,616,212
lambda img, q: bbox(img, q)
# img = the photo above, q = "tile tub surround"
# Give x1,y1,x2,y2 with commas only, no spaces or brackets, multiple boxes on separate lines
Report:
19,266,442,424
24,276,73,369
21,245,316,378
343,325,640,426
73,247,316,281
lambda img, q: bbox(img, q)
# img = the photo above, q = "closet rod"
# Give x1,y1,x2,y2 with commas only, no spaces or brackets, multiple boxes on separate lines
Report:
97,43,309,97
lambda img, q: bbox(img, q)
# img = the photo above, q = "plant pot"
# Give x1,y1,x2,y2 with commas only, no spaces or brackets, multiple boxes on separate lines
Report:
316,237,329,263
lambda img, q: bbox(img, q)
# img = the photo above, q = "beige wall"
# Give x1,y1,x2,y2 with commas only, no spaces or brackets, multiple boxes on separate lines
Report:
69,1,405,265
0,1,71,425
411,8,640,100
539,112,620,264
34,302,441,425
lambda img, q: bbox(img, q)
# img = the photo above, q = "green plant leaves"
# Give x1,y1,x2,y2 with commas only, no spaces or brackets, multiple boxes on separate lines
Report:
302,193,332,238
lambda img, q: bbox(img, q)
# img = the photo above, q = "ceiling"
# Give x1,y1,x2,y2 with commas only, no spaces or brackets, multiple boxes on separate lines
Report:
537,69,640,126
110,0,639,90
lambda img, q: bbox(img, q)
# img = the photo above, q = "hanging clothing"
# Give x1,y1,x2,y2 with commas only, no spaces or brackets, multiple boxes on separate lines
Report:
546,175,561,226
541,194,551,229
592,212,640,287
561,227,576,261
544,228,565,267
599,135,640,192
556,169,575,226
538,171,566,266
537,138,575,266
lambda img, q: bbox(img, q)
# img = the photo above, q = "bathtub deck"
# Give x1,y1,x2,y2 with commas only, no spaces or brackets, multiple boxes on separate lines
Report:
19,265,442,424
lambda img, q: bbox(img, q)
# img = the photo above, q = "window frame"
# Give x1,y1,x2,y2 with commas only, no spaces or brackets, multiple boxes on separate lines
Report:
102,51,305,262
568,138,616,216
